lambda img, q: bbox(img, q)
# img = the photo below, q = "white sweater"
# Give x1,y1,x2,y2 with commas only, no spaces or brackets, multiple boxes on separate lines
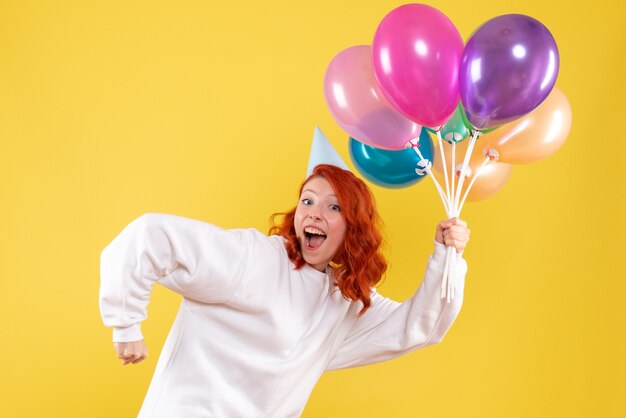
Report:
99,213,466,418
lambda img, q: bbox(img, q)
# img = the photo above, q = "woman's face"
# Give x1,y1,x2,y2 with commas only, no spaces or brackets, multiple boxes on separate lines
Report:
294,176,347,272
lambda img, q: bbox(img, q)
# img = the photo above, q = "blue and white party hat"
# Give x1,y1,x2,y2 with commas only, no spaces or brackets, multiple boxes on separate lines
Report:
306,127,350,177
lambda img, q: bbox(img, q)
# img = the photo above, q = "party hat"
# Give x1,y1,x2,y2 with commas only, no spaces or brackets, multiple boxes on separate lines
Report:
306,127,350,177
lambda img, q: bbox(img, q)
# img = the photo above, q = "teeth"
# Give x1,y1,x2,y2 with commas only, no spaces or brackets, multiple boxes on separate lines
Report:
304,227,326,236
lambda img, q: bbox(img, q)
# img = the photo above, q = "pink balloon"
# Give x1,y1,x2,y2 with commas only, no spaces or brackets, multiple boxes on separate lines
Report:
372,4,463,128
323,45,422,150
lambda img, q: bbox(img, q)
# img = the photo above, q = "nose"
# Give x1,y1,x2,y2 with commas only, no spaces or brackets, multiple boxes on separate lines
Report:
307,208,322,221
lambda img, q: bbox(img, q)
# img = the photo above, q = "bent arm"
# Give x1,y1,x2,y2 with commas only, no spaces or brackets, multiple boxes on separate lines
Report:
99,213,252,342
327,241,466,370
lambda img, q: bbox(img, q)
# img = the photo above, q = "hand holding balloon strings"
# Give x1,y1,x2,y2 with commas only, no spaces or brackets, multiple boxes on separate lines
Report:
404,128,477,301
443,130,478,300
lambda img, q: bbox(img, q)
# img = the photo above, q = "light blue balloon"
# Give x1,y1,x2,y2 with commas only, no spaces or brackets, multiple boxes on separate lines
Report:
349,129,434,189
440,103,469,143
425,104,469,143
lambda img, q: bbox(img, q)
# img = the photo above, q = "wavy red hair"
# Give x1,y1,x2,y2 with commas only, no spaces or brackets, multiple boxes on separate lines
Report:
269,164,387,315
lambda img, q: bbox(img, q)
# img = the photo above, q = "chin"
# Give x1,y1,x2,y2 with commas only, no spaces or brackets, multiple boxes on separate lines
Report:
304,255,326,271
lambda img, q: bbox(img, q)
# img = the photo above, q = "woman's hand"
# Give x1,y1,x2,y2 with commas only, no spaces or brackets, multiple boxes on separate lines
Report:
113,340,148,366
435,218,470,254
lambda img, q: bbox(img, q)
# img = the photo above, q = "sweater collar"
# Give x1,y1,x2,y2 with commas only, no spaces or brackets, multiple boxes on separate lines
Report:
300,263,329,281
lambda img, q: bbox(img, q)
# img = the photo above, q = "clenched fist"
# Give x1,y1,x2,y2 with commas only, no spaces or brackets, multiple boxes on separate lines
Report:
435,218,470,254
114,340,148,366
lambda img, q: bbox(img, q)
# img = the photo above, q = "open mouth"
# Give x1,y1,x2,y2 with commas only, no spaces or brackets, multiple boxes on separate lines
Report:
304,226,326,250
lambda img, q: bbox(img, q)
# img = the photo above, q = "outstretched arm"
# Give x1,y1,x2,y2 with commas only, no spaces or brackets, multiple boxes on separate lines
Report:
99,213,253,345
327,218,470,370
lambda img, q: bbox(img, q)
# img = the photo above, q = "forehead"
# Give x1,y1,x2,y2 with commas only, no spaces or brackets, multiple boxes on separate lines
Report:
301,176,336,196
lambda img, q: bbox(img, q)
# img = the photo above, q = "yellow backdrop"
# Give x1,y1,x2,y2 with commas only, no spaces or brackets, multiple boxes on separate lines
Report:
1,0,624,417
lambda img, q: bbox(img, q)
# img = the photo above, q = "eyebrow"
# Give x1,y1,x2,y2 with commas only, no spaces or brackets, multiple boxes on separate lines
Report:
302,188,337,198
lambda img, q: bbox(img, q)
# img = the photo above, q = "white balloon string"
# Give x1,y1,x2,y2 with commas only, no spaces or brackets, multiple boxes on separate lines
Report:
451,260,456,300
440,131,479,302
412,135,458,302
441,142,458,301
453,131,479,216
413,147,451,216
436,130,452,210
441,132,478,303
443,245,455,301
451,142,457,214
441,246,450,299
458,156,491,213
438,133,458,302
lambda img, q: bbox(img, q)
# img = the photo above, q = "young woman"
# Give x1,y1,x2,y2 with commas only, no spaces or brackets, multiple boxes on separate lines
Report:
100,164,470,417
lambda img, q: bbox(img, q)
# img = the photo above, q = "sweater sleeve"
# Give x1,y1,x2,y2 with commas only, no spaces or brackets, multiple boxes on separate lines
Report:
326,241,467,370
99,213,253,343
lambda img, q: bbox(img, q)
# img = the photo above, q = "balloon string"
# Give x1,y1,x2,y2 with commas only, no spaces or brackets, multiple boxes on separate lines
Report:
445,142,458,301
441,130,479,302
453,131,479,216
451,259,456,300
451,142,457,214
440,137,456,301
458,156,491,213
448,245,456,303
441,245,451,299
442,245,461,302
436,130,452,210
412,146,451,216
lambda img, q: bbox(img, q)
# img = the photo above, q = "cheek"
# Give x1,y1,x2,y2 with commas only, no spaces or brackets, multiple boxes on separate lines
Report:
294,211,304,237
337,228,347,246
330,220,347,244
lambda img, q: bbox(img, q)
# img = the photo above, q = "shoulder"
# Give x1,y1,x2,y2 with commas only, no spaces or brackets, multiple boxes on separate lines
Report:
246,231,289,261
129,213,271,239
123,213,291,262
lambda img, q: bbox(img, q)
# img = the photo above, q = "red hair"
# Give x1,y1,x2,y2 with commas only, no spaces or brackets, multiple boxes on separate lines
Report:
269,164,387,315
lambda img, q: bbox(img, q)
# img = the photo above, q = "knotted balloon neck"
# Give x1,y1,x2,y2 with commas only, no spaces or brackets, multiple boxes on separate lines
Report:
404,137,420,149
455,164,472,178
415,158,432,176
483,147,500,161
444,131,465,144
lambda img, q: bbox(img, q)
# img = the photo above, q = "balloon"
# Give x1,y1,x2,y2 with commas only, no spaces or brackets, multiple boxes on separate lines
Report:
433,137,512,202
478,87,571,164
350,129,434,189
440,104,469,144
324,45,422,150
372,4,464,127
459,14,560,130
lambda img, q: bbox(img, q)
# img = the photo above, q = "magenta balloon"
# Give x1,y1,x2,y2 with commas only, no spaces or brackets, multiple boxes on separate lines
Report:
372,4,464,128
323,45,422,150
459,14,560,130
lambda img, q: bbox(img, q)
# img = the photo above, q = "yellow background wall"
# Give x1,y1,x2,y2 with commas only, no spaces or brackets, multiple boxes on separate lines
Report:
1,0,624,417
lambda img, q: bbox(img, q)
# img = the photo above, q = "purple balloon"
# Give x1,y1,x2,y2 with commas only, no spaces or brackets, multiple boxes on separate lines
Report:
459,14,559,130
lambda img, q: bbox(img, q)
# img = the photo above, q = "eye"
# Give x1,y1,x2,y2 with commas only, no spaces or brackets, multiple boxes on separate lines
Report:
301,198,313,205
329,204,341,212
